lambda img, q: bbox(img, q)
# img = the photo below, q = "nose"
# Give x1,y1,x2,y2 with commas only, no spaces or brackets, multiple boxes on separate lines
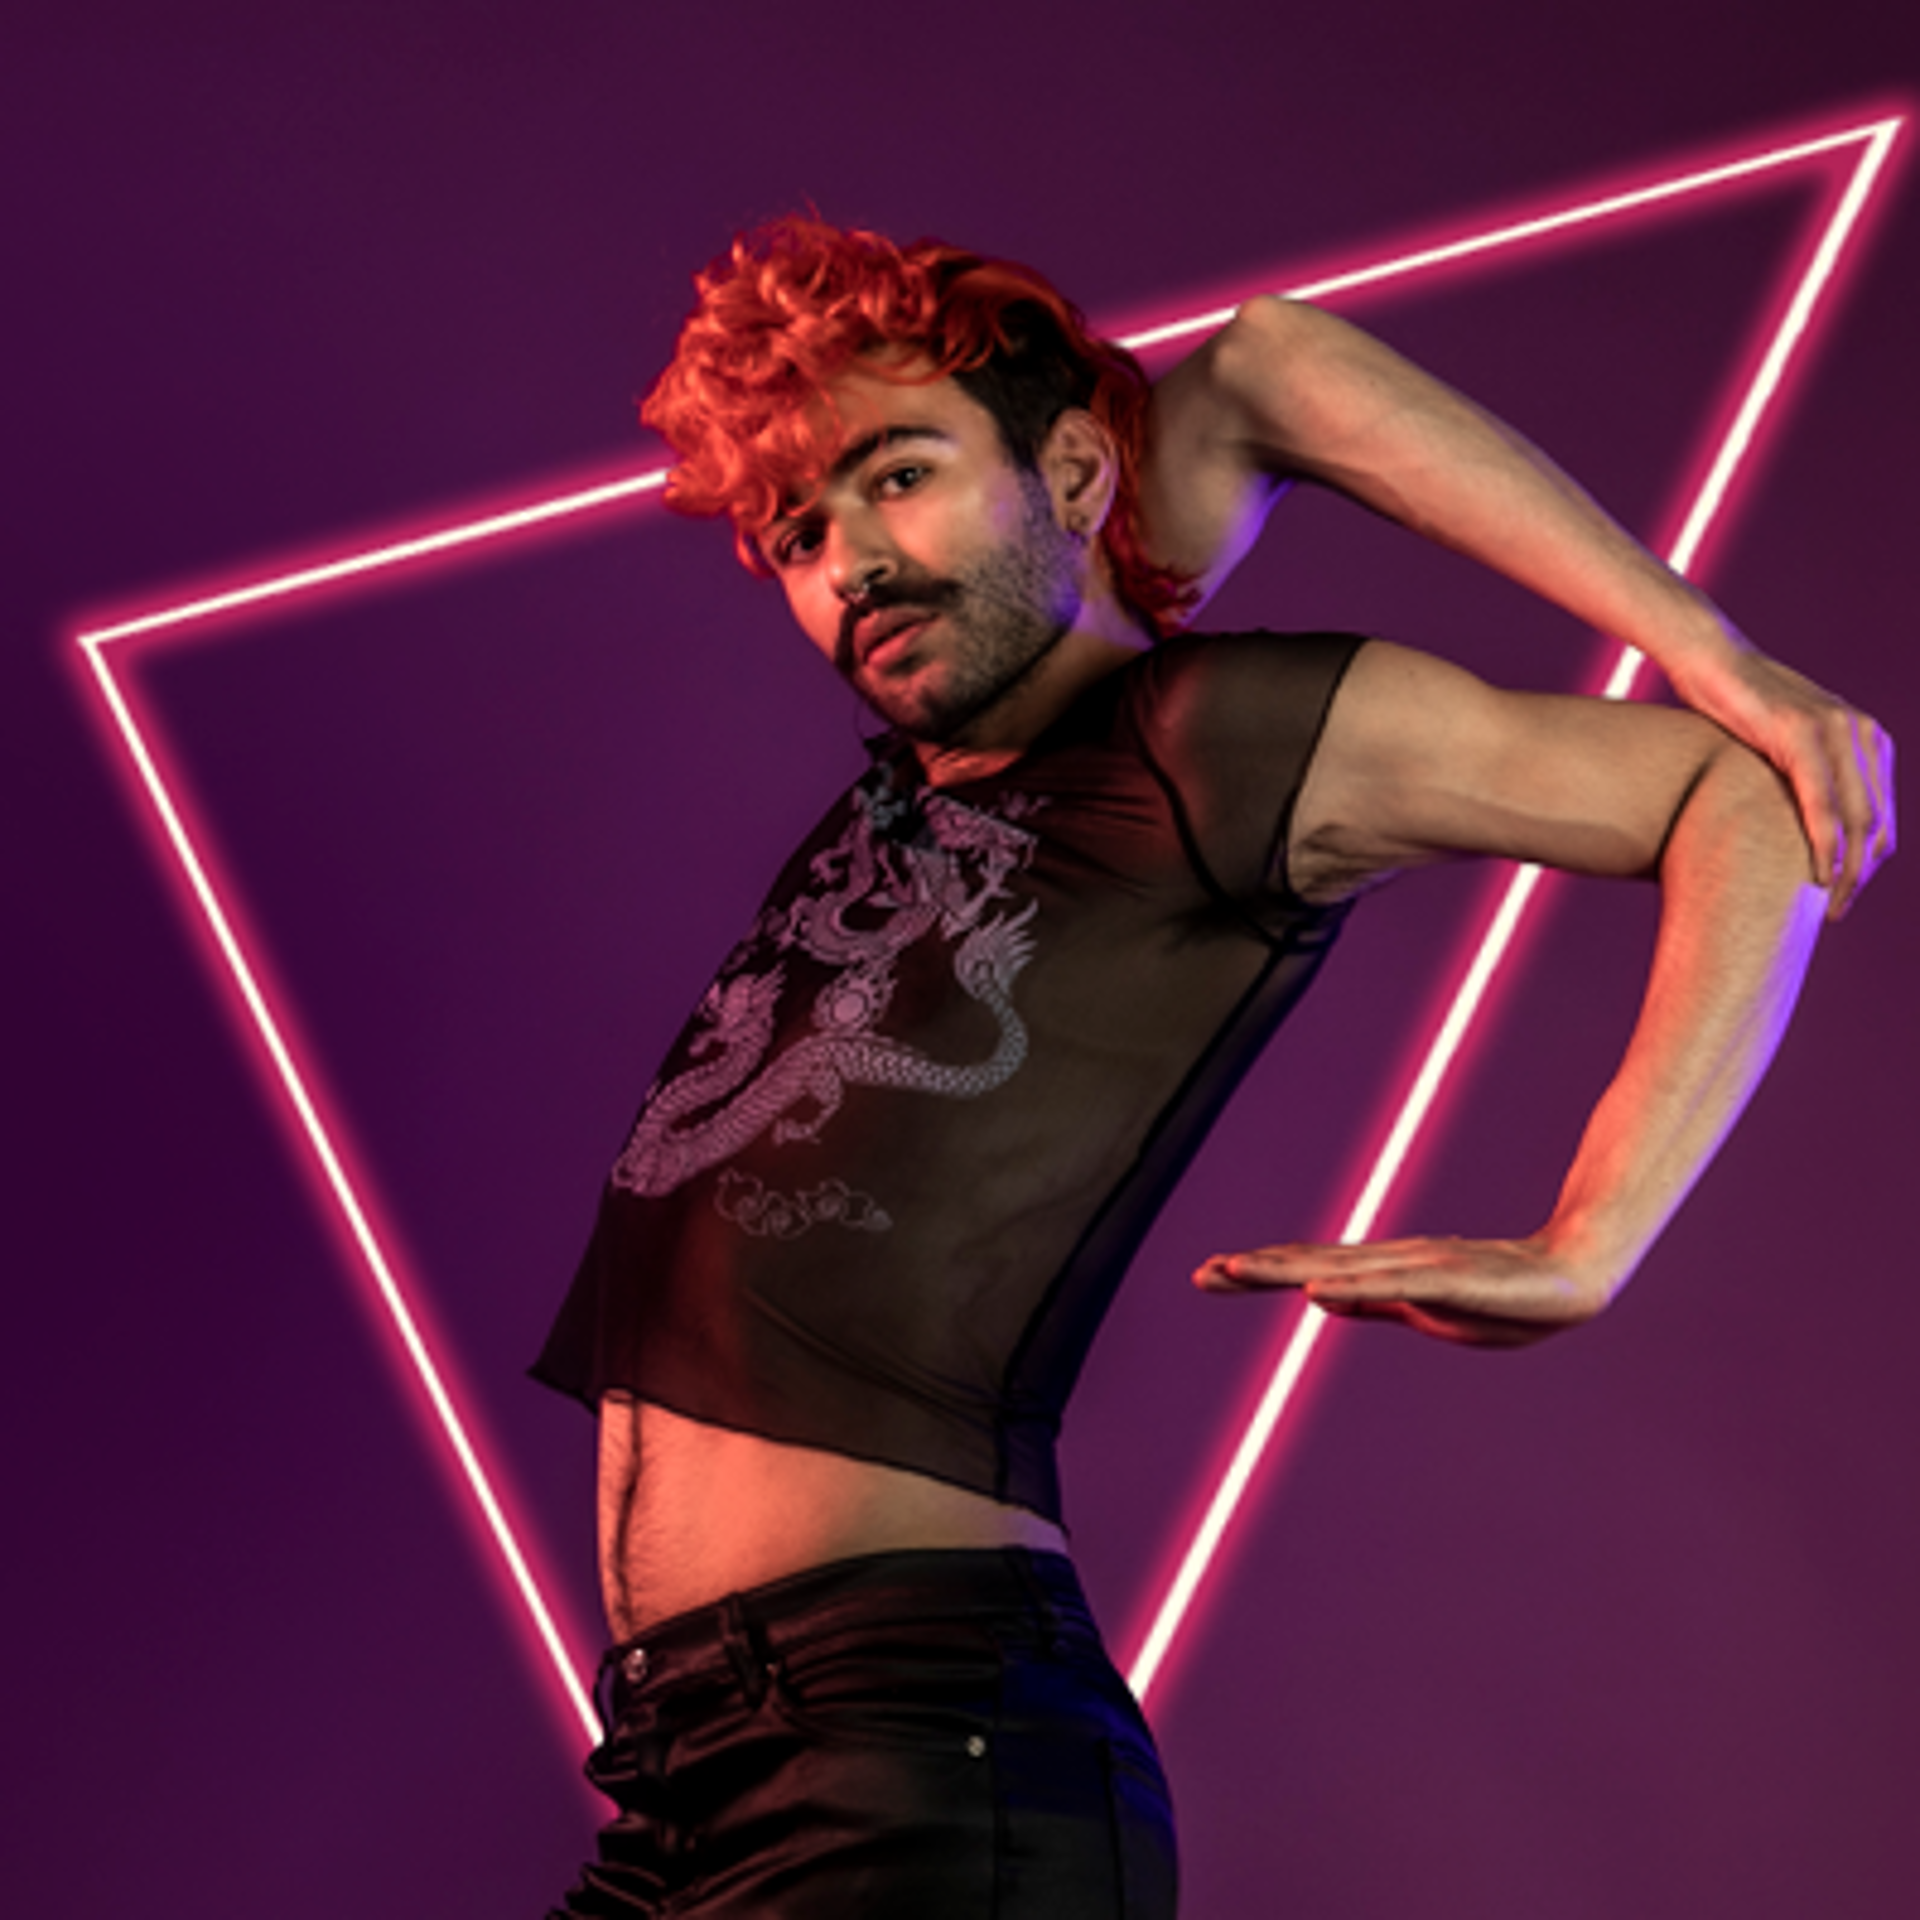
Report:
826,513,894,607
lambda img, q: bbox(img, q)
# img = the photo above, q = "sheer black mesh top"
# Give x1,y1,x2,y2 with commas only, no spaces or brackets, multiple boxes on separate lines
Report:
533,630,1365,1524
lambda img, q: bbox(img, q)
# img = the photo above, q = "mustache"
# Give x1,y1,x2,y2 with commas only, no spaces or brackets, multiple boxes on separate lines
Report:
835,568,964,675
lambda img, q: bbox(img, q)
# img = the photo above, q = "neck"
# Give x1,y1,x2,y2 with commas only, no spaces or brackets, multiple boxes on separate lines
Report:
913,591,1152,788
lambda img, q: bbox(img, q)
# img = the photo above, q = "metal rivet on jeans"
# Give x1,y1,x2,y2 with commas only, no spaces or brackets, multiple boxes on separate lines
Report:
965,1734,987,1759
622,1647,649,1683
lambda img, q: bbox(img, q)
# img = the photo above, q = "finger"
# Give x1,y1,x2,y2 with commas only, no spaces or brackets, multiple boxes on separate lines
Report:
1826,713,1897,920
1195,1249,1325,1291
1785,740,1843,911
1857,720,1899,890
1194,1240,1441,1290
1195,1255,1267,1292
1826,712,1873,919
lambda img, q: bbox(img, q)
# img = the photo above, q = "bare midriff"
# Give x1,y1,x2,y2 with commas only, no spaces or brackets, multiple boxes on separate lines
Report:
597,1395,1069,1641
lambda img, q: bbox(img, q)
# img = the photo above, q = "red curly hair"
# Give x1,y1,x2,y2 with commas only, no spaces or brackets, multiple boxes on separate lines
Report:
640,215,1198,636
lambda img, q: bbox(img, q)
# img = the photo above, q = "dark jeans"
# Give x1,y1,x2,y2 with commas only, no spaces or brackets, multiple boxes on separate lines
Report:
550,1547,1177,1917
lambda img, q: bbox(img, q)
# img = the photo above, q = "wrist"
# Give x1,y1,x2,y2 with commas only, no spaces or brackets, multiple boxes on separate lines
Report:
1532,1214,1637,1315
1623,582,1748,682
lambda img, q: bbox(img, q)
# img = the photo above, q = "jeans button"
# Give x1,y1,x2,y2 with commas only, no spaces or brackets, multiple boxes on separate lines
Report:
622,1646,649,1683
965,1734,987,1759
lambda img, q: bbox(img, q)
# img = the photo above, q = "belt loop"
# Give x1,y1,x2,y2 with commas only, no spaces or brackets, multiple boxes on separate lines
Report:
721,1594,773,1707
596,1636,648,1731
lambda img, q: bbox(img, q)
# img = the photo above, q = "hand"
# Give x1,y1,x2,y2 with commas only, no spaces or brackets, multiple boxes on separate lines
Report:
1664,646,1896,921
1193,1234,1613,1349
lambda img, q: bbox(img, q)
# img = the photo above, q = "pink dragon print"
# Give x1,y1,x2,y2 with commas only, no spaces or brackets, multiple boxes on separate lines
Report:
611,787,1043,1230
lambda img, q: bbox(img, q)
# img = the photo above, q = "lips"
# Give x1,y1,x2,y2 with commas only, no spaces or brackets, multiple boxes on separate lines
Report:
856,608,934,670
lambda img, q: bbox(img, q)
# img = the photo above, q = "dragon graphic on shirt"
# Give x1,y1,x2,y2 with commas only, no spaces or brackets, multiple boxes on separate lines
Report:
610,782,1043,1222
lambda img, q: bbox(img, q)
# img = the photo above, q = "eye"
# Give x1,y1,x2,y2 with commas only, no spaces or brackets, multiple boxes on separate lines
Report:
875,462,930,498
770,520,824,569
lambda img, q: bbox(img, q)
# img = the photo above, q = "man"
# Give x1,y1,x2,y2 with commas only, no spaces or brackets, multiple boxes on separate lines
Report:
535,217,1893,1916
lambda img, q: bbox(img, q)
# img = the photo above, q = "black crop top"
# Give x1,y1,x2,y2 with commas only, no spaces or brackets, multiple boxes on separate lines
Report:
533,630,1364,1524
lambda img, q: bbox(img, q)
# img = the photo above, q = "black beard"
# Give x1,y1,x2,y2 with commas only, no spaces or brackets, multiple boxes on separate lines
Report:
840,479,1081,745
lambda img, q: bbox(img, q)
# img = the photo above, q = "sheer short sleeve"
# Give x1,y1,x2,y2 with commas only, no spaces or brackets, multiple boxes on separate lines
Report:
1125,630,1365,935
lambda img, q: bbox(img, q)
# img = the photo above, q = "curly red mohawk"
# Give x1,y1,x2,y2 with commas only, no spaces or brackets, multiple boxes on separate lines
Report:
640,214,1198,636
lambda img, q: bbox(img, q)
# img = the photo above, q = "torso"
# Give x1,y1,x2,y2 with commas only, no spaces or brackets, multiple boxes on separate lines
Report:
597,1394,1068,1638
544,633,1364,1639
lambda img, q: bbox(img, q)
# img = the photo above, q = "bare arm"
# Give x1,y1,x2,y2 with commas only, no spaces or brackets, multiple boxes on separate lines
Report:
1196,642,1828,1343
1140,296,1895,917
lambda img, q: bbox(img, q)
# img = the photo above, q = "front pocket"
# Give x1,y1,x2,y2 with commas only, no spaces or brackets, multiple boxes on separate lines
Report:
767,1621,1002,1755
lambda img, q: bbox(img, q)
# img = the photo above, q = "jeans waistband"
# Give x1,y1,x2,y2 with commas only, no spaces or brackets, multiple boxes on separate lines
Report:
597,1546,1094,1722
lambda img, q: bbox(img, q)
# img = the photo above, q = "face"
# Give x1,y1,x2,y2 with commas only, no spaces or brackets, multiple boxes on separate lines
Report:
759,363,1086,746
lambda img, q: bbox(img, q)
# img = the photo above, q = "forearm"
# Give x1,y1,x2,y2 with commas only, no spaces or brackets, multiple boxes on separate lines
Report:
1213,296,1749,680
1195,706,1836,1345
1541,744,1826,1298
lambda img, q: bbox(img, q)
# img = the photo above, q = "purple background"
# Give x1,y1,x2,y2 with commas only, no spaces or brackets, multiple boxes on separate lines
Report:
7,5,1916,1914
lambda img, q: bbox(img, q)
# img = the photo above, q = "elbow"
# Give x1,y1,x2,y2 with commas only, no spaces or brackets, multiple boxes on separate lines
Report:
1216,294,1337,388
1674,740,1824,899
1225,291,1322,347
1212,296,1344,450
1724,741,1813,864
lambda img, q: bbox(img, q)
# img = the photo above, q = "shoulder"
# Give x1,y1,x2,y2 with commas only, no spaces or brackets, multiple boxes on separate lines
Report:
1130,629,1368,756
1116,632,1372,910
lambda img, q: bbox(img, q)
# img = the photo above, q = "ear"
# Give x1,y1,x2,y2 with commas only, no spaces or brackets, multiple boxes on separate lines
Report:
1037,407,1120,540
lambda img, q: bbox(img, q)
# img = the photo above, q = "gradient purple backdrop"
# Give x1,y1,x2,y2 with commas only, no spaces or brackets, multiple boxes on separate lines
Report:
7,5,1917,1915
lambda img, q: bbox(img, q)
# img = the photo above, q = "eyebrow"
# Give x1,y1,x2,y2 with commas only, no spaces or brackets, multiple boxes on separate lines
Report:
825,422,953,485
